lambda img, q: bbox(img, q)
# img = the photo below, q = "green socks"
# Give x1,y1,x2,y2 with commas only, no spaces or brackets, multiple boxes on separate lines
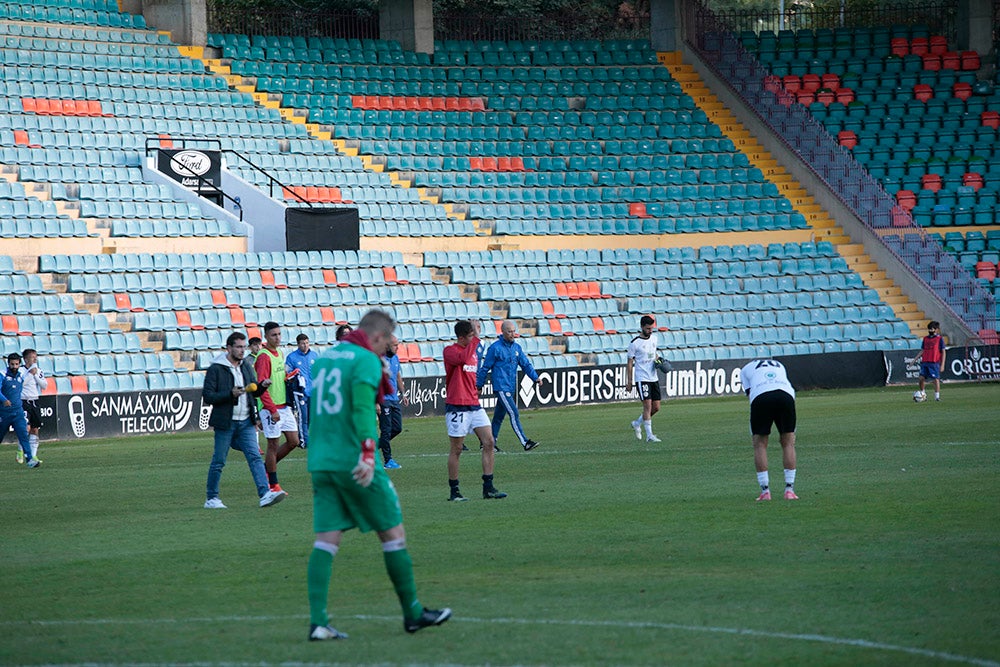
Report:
383,548,423,621
307,547,334,626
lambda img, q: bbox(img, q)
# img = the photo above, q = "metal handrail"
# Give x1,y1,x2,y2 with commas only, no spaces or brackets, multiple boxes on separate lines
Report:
144,137,243,220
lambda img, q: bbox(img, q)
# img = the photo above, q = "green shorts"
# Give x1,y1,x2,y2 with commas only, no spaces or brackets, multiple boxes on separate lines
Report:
311,468,403,534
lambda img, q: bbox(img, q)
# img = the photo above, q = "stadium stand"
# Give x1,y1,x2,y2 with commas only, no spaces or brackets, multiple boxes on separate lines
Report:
694,14,997,338
0,2,940,393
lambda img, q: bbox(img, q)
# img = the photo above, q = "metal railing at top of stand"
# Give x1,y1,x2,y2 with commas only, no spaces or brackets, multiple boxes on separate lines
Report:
143,138,314,212
220,148,313,207
683,0,997,334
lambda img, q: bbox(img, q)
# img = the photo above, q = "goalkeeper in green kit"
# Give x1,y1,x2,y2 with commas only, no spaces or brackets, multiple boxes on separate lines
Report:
305,309,451,641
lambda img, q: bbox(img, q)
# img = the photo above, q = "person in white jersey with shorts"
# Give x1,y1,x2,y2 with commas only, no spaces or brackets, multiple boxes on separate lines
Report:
626,315,663,443
739,359,798,501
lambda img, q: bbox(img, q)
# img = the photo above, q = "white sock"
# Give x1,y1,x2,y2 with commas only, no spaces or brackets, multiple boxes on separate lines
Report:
643,420,653,437
632,415,642,427
757,471,769,491
29,434,39,458
784,469,796,490
313,541,339,556
934,392,940,399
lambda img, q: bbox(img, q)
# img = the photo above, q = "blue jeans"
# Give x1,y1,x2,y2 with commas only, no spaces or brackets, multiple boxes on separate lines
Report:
0,407,31,459
207,417,269,500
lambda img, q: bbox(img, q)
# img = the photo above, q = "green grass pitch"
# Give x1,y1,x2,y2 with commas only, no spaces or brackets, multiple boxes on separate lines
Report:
1,383,998,666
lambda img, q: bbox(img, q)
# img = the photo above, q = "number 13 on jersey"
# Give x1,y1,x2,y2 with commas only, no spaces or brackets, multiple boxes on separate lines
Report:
313,367,343,415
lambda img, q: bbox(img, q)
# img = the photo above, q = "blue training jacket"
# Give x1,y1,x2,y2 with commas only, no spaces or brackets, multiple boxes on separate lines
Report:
476,338,539,394
0,368,25,409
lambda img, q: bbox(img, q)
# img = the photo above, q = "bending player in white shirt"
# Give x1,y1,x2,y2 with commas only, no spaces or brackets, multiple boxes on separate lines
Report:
739,359,798,501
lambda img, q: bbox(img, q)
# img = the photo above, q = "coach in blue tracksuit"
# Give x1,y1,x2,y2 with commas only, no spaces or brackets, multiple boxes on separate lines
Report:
476,320,541,451
1,353,37,468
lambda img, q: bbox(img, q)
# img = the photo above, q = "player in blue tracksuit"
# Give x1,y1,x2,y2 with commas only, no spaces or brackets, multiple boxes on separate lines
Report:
476,320,541,451
1,353,38,467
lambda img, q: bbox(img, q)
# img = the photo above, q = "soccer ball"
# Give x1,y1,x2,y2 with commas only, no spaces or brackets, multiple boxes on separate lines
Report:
913,391,926,403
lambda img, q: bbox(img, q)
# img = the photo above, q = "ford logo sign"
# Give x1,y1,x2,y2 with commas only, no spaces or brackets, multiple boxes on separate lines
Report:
170,150,212,177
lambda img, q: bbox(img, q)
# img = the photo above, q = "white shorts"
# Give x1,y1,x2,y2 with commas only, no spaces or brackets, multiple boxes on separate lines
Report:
445,407,490,438
261,406,298,439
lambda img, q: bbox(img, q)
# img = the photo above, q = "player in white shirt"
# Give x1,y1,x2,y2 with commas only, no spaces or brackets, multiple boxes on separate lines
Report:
739,359,798,501
19,348,48,464
626,315,663,443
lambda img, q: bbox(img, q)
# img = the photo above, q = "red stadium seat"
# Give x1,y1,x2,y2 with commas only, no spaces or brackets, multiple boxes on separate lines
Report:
795,90,815,106
114,293,133,311
978,329,1000,345
953,82,972,100
890,204,911,227
921,174,942,192
975,262,997,280
835,87,855,104
781,75,801,92
982,111,1000,129
929,35,948,54
629,202,648,217
820,73,840,90
801,74,821,92
837,130,858,148
909,37,929,55
70,376,89,394
913,84,933,102
85,100,110,116
960,51,980,70
921,54,941,71
962,172,984,190
941,51,960,69
896,190,916,211
890,38,909,56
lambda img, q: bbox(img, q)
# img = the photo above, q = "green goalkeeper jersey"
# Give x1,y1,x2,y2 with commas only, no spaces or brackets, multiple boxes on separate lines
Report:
307,342,382,472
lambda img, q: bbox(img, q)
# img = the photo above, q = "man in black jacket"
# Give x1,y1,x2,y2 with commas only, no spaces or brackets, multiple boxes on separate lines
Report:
203,332,287,509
